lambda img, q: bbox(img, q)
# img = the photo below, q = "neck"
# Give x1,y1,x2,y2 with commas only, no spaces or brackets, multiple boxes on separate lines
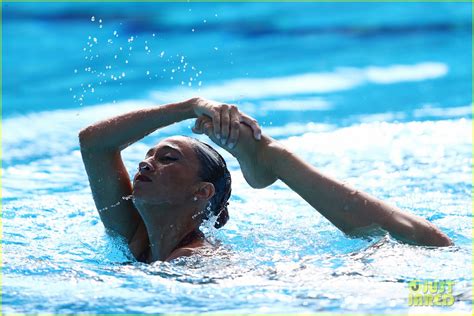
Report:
133,199,198,262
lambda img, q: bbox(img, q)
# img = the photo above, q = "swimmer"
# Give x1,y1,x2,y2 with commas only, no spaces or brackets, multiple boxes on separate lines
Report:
79,97,453,263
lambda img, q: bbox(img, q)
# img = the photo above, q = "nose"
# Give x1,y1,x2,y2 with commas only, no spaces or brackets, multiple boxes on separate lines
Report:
138,160,154,172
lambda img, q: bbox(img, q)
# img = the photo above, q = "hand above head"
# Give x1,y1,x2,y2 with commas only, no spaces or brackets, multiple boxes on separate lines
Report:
192,113,278,189
190,97,262,149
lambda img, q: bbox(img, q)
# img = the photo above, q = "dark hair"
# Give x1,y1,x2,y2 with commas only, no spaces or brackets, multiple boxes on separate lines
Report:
186,137,231,229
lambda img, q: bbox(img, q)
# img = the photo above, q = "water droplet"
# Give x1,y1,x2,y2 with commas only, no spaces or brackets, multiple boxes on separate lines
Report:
108,39,113,44
203,19,207,23
91,16,95,22
99,25,103,29
145,45,149,50
122,195,134,201
198,81,202,86
122,72,126,77
146,70,150,75
214,47,218,51
74,69,78,74
99,19,102,23
125,60,128,64
170,76,174,80
114,55,117,59
91,88,95,93
191,28,195,32
152,33,156,37
93,37,97,43
113,30,118,37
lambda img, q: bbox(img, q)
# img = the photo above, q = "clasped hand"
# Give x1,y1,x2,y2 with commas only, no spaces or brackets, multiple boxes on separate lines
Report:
191,97,261,149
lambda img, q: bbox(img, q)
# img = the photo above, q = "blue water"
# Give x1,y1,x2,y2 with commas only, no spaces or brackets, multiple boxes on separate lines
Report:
2,2,472,314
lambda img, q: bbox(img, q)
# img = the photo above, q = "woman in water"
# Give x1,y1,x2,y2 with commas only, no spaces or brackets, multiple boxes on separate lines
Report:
79,97,452,263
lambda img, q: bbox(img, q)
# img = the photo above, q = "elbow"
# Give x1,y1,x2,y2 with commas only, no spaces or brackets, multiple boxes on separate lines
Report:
78,125,96,151
414,222,454,247
424,228,453,247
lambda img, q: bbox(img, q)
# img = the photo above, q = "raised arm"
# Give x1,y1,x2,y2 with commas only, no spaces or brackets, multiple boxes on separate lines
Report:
193,115,453,247
79,97,261,243
78,99,197,241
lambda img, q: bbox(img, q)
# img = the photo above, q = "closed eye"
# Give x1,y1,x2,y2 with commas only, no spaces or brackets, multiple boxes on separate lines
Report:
159,156,178,162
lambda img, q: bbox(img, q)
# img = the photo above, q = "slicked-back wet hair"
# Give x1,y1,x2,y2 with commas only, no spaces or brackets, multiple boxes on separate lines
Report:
185,136,231,228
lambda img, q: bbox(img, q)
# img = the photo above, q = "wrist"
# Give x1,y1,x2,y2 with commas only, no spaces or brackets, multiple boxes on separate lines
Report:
177,98,199,119
261,137,287,179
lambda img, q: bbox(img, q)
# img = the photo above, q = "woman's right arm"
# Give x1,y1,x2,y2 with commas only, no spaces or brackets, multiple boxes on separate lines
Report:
79,97,261,242
79,99,197,241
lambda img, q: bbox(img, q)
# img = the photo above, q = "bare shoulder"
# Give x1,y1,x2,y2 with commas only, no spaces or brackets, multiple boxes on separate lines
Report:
165,238,214,261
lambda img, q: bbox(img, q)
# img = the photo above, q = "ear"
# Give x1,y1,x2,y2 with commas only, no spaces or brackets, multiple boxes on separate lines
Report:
194,182,215,201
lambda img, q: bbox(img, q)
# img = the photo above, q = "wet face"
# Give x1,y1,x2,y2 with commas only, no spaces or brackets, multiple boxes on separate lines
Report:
132,136,202,205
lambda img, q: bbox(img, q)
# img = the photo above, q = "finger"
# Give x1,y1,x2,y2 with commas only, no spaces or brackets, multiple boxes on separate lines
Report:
211,110,221,140
195,117,203,130
220,104,231,145
192,126,203,134
227,105,240,149
192,123,204,134
192,116,204,133
241,114,262,140
203,121,213,136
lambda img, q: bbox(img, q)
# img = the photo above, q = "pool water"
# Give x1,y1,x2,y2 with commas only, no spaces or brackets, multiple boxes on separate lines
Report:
2,2,472,314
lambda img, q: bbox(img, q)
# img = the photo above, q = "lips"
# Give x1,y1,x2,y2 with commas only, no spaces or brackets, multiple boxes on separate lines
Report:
135,174,152,182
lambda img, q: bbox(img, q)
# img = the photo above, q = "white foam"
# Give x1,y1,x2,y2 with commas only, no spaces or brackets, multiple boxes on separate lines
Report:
150,62,448,102
264,122,335,138
413,104,472,118
280,118,471,187
259,97,332,112
365,62,448,84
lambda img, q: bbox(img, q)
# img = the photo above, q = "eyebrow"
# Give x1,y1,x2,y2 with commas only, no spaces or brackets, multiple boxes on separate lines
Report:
147,144,184,157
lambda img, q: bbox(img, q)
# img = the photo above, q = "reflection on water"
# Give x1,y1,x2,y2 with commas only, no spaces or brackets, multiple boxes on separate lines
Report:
3,1,472,314
2,109,471,313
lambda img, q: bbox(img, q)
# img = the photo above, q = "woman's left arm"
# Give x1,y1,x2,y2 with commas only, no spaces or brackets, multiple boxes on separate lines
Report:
193,115,453,247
